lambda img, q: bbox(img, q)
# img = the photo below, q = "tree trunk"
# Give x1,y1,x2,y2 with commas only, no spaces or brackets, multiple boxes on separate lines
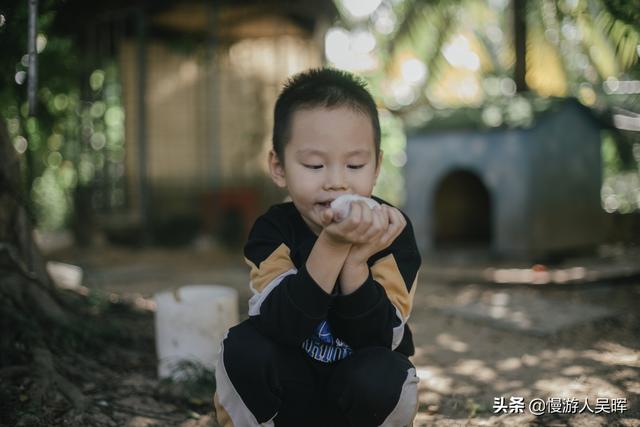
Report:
0,118,69,321
0,116,87,421
513,0,528,92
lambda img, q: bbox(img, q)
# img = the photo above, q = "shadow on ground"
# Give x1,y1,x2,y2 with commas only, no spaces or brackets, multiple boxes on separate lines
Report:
27,244,640,426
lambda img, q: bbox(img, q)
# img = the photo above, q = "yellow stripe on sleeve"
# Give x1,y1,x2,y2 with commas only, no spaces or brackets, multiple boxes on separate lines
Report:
371,254,416,319
244,243,295,293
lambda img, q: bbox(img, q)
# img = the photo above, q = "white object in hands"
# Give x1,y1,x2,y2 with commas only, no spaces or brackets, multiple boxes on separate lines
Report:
330,194,380,222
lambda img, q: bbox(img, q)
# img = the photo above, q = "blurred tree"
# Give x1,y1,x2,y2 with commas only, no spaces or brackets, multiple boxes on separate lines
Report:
385,0,639,100
1,0,79,226
0,1,136,417
330,0,640,211
0,116,90,422
601,0,640,31
1,0,128,238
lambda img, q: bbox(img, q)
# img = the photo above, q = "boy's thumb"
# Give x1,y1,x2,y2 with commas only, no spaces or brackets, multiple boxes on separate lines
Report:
321,208,334,225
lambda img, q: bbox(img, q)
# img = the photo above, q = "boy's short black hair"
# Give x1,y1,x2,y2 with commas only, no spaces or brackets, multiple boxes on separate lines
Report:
272,68,381,162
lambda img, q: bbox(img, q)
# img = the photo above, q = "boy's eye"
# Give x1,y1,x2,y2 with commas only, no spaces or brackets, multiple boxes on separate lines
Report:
303,164,323,170
348,164,365,169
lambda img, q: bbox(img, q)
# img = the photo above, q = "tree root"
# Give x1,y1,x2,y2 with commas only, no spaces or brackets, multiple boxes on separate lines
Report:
105,402,183,422
0,365,29,379
0,242,39,281
31,347,88,410
0,242,69,323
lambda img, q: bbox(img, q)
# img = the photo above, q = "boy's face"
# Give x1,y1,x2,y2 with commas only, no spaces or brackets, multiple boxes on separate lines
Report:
269,106,381,235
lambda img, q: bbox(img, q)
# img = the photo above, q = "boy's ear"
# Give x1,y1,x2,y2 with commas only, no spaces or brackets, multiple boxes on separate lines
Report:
268,150,287,188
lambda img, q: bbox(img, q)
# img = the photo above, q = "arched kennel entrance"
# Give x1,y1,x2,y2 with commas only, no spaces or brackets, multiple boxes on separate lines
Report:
433,169,492,249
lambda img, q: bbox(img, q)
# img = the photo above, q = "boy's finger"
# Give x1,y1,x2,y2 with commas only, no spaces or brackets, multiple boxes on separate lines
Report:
345,201,363,229
366,206,390,243
392,212,406,235
355,203,376,240
379,223,397,246
379,205,389,228
360,209,383,242
321,208,334,225
386,206,397,223
388,207,406,228
373,208,387,233
376,205,390,229
359,201,373,226
371,210,386,239
380,209,404,245
380,228,399,248
333,203,360,240
382,205,395,226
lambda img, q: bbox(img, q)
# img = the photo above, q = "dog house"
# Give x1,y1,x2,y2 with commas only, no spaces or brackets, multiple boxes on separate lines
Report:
404,98,605,259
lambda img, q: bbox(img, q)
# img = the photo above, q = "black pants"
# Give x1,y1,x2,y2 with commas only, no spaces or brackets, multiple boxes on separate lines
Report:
215,319,417,427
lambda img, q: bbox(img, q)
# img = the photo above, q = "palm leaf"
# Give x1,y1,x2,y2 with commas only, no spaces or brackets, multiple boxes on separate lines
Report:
473,29,506,76
574,6,620,79
417,5,456,90
387,0,433,58
595,8,639,70
526,1,569,96
380,0,638,110
387,0,465,63
600,0,640,29
385,0,467,109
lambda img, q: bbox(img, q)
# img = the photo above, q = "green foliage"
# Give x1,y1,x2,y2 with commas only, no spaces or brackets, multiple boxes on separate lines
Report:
1,0,127,230
373,111,407,206
159,360,217,410
332,0,640,212
595,7,640,70
602,131,623,173
3,62,126,230
601,131,640,213
165,360,217,395
601,0,640,30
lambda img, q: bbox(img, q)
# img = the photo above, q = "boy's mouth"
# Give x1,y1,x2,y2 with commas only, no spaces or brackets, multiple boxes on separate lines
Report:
316,200,334,208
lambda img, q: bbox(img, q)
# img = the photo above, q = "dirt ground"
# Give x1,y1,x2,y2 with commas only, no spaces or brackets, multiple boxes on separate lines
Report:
16,242,640,426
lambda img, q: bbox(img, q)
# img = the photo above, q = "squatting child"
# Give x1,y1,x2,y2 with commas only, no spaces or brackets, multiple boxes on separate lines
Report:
214,68,422,427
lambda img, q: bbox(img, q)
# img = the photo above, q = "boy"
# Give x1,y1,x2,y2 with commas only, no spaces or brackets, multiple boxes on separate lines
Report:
214,68,421,427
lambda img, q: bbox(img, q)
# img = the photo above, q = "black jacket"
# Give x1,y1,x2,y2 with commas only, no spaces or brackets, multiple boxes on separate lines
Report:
243,197,421,360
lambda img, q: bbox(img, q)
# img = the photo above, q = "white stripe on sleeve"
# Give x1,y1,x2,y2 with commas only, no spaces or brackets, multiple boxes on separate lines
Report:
248,268,297,316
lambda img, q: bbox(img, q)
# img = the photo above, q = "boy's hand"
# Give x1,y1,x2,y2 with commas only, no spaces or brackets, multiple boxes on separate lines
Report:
337,204,406,294
346,204,406,265
320,200,385,245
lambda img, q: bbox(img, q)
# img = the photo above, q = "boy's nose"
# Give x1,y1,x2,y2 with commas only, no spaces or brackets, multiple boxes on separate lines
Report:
324,166,347,190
